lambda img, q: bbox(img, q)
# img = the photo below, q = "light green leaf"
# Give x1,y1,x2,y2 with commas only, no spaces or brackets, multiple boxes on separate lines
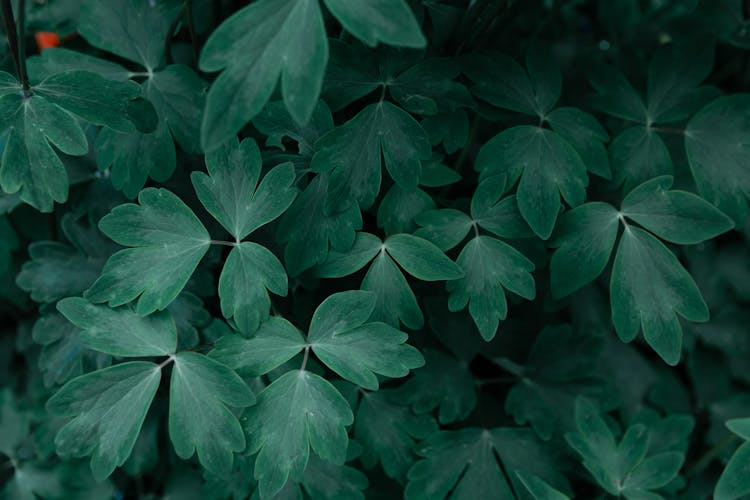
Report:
549,202,620,299
308,291,424,389
385,233,463,281
362,252,422,329
169,352,255,475
621,176,734,244
715,418,750,500
322,0,425,48
27,47,131,83
515,471,571,500
218,242,288,335
475,125,588,239
79,0,180,70
85,188,211,315
245,370,353,498
355,390,437,481
611,226,709,365
447,236,535,341
210,317,306,376
193,137,297,241
277,173,362,277
46,361,161,480
56,297,177,357
199,0,327,150
311,101,431,210
685,94,750,226
395,349,477,424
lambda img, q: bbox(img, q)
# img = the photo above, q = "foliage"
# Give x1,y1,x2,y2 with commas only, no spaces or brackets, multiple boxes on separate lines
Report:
1,0,750,499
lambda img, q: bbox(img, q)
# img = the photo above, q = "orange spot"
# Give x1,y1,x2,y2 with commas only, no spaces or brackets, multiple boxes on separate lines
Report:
35,32,60,51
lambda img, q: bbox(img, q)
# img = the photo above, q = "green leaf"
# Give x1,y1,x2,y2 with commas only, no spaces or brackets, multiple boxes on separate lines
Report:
308,290,424,389
465,45,560,117
245,370,353,498
389,59,474,115
447,235,535,341
33,71,155,133
362,251,422,329
549,202,620,299
395,348,477,424
475,126,588,239
414,209,473,251
301,452,368,500
199,0,327,150
192,137,297,241
85,188,211,315
310,101,431,210
609,126,672,191
515,471,571,500
46,361,161,480
169,352,255,475
377,185,436,236
547,107,611,179
647,40,716,123
0,93,86,211
96,123,176,199
79,0,180,70
422,110,470,155
586,64,647,122
321,0,425,48
210,317,306,376
218,242,288,335
56,297,177,357
471,189,535,239
384,234,463,281
277,173,362,277
504,326,613,440
685,94,750,225
621,176,734,244
715,437,750,500
315,232,383,278
611,226,709,365
565,398,686,497
354,390,437,481
146,65,206,153
254,99,334,158
406,427,569,500
27,48,131,83
321,40,381,112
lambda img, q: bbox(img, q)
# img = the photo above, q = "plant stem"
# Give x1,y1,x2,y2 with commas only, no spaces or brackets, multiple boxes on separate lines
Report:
300,347,310,371
685,433,740,478
210,239,238,247
1,0,30,94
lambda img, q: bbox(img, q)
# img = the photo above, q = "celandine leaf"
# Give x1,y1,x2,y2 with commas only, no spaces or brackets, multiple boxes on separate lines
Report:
169,352,255,476
308,290,424,389
475,125,588,239
85,188,211,315
244,370,353,498
192,137,297,241
47,362,161,480
310,101,431,211
685,94,750,226
199,0,327,150
56,298,177,357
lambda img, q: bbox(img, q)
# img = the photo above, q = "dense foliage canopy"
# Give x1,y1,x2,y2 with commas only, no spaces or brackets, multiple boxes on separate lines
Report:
2,0,750,499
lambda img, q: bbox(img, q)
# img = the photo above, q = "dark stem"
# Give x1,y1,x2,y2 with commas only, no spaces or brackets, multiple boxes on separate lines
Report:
184,0,198,63
1,0,29,94
163,1,187,67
